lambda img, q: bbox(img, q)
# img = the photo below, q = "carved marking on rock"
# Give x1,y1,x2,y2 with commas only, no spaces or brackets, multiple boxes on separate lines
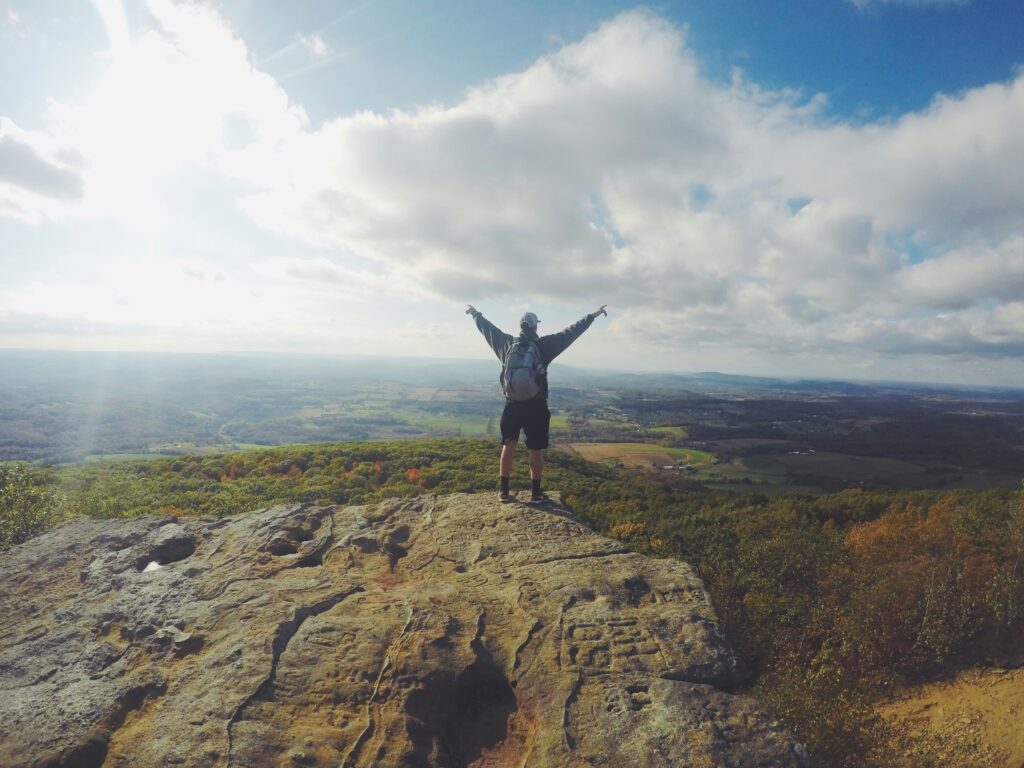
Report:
561,618,667,676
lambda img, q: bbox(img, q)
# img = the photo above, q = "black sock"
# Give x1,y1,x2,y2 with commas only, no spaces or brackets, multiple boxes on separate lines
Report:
531,478,542,495
500,476,510,494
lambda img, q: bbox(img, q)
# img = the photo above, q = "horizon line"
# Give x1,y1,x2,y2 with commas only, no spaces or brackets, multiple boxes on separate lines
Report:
2,347,1022,393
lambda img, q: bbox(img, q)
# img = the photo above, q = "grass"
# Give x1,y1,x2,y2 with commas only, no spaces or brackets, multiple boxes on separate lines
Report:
588,417,630,428
702,451,936,491
649,425,688,438
750,452,927,484
148,442,237,456
81,441,272,464
567,442,716,470
391,410,492,436
550,413,571,429
294,406,345,418
404,387,440,401
703,482,825,495
84,452,169,463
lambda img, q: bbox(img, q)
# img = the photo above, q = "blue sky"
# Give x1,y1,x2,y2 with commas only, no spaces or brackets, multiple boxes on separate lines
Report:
1,0,1023,384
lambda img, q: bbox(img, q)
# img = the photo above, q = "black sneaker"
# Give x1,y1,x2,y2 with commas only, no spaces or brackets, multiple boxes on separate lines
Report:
528,491,550,504
498,491,514,503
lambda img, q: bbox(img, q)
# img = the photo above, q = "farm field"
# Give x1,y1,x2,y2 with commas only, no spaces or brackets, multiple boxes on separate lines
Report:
705,451,937,491
408,412,492,436
83,452,169,463
648,425,688,438
549,413,571,429
566,441,716,470
753,451,932,486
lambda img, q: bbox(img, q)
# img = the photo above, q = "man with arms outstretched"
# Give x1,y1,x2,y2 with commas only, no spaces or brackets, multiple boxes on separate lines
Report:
466,304,607,503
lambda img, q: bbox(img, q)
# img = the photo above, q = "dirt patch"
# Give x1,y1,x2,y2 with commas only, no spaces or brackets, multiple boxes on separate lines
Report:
875,667,1024,767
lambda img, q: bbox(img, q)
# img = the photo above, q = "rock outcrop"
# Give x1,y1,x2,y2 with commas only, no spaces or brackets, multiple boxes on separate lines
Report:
0,493,808,767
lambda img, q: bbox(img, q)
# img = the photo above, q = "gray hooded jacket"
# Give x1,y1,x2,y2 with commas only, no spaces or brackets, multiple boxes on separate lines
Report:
470,310,595,400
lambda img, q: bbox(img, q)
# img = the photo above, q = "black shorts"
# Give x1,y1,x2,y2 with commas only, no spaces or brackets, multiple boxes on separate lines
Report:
499,398,550,449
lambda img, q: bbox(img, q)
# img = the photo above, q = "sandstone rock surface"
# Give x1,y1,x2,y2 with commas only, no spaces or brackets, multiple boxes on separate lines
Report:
0,493,808,767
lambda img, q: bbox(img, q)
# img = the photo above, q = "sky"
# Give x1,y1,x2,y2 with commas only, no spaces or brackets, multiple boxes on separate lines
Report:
1,0,1023,386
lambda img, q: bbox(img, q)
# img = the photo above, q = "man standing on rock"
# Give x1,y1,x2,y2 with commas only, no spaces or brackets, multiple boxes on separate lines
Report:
465,304,607,503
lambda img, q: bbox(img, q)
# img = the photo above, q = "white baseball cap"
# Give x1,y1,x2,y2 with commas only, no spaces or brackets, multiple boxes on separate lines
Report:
519,311,540,328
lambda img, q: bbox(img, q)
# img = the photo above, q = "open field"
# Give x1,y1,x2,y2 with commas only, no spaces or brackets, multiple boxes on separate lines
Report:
704,438,791,452
648,425,688,438
387,409,492,435
587,417,630,428
413,413,492,435
404,387,441,401
702,450,949,491
549,413,571,429
566,442,716,470
83,452,169,463
751,451,932,486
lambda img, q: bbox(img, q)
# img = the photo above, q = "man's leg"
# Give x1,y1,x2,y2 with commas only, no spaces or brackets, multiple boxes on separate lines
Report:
529,449,544,497
501,440,517,478
528,449,543,480
498,402,521,500
524,400,550,500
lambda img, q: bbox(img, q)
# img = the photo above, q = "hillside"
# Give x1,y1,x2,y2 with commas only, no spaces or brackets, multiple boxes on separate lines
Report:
3,438,1022,767
0,493,806,767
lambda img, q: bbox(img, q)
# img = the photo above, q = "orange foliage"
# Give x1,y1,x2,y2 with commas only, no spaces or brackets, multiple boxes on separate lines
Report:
609,521,660,553
610,521,646,541
838,492,1013,671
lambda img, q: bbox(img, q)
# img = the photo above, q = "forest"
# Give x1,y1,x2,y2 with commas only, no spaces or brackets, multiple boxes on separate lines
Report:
3,438,1022,767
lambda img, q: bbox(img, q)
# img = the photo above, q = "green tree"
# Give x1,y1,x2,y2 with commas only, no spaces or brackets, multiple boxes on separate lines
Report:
0,464,66,551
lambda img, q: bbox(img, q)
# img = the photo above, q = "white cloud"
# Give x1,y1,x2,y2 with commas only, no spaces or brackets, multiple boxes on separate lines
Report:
249,256,416,301
32,0,307,231
300,33,330,60
896,238,1024,310
5,7,25,35
222,10,1023,365
91,0,130,52
3,3,1022,376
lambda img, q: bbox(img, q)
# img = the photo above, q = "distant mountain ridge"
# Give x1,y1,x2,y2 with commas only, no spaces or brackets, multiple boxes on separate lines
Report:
2,349,1022,395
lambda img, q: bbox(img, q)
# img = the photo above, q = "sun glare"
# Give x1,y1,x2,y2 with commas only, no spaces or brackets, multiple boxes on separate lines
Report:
57,0,299,235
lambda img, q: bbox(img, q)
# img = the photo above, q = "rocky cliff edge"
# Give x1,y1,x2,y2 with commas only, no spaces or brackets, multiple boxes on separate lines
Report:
0,493,808,767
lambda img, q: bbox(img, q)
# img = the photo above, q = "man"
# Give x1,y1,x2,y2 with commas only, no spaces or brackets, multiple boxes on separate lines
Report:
465,304,608,503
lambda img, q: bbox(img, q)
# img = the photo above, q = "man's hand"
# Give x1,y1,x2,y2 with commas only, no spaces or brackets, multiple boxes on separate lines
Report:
590,305,608,319
465,304,477,316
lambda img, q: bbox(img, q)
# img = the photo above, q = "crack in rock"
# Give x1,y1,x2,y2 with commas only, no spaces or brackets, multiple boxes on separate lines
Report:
226,586,364,767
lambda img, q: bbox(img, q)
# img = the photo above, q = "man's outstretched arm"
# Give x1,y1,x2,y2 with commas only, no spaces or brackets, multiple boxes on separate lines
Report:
541,305,608,362
466,305,513,361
